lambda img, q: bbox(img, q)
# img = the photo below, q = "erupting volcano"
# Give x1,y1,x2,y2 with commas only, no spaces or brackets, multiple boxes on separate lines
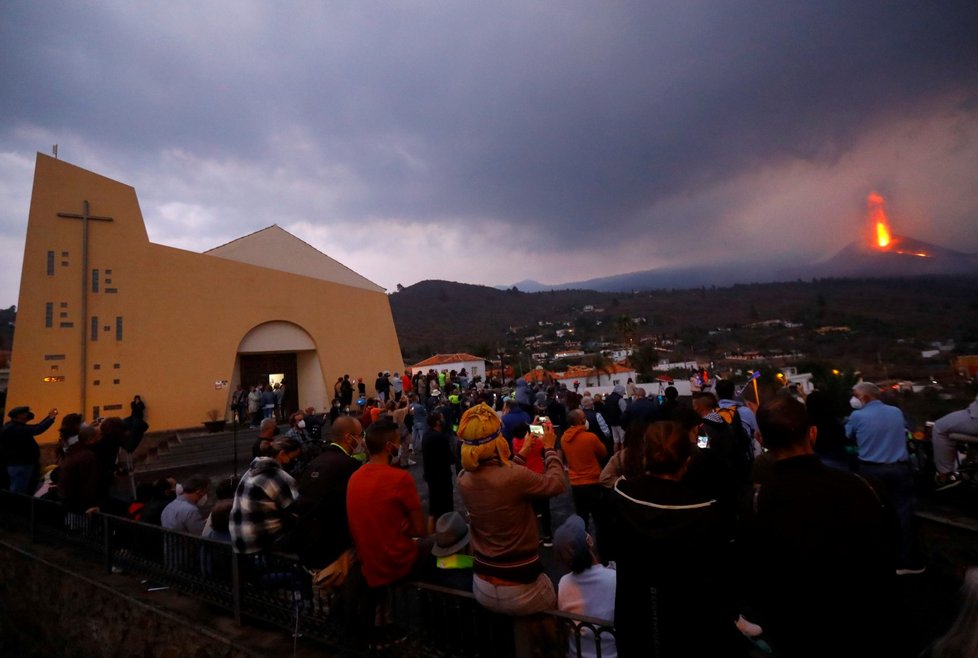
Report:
808,191,978,279
866,192,931,258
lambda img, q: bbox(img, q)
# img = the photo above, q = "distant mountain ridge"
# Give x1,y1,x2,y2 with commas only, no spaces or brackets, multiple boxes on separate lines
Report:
502,237,978,293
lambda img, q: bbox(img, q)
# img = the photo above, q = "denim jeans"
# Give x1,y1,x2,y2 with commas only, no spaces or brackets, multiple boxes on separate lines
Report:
6,464,35,494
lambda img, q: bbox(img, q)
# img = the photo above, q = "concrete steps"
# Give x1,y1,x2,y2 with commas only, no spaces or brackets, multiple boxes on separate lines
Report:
137,424,266,475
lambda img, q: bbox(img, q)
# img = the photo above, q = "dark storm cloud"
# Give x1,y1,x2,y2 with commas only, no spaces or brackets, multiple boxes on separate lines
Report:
1,0,977,294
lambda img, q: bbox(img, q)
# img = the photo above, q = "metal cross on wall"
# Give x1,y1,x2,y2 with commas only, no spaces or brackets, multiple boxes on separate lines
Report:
57,200,113,418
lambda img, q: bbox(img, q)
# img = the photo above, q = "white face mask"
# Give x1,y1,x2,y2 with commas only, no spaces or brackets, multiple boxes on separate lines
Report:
850,396,864,410
297,420,306,429
197,494,209,508
584,420,590,430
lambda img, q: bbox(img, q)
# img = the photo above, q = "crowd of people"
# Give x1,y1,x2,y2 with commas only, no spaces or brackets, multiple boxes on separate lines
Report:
3,371,978,657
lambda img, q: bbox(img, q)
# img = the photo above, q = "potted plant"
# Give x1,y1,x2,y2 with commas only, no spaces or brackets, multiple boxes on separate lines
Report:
203,409,227,433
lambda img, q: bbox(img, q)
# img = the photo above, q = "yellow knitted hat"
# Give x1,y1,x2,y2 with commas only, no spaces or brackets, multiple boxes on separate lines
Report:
457,403,510,471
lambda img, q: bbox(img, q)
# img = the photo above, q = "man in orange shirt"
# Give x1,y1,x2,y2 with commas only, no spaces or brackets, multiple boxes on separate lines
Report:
561,409,607,536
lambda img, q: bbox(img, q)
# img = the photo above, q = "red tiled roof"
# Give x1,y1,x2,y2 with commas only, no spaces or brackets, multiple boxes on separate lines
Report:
523,362,635,383
411,353,487,368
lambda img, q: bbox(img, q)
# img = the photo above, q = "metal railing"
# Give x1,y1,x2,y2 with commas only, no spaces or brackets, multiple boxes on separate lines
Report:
0,491,616,657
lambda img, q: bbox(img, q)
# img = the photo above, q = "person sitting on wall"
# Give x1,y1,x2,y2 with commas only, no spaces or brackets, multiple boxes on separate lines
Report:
457,403,565,616
930,391,978,491
555,514,618,658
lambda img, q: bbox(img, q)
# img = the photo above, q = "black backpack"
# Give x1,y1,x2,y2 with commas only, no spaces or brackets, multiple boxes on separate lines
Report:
715,406,754,479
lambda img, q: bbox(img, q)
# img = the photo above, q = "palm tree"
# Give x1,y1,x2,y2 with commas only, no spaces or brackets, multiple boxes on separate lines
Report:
616,315,637,345
591,353,613,386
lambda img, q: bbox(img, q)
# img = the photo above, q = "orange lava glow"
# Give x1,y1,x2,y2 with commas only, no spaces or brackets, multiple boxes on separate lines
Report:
867,191,892,249
864,191,931,257
876,221,891,248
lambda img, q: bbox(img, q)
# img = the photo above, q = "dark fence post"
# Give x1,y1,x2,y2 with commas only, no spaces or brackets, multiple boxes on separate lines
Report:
29,494,37,544
232,551,243,625
102,514,112,573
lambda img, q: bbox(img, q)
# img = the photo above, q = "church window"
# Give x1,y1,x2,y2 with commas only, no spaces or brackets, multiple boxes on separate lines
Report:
91,316,98,341
47,251,55,275
45,303,53,328
116,316,123,341
92,269,99,293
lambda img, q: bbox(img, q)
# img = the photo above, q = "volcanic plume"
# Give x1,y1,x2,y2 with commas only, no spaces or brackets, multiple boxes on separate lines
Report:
865,192,931,258
811,191,978,278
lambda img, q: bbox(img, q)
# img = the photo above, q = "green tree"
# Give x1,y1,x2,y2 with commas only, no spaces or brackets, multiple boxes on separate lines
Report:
590,353,613,385
616,315,637,345
628,343,658,377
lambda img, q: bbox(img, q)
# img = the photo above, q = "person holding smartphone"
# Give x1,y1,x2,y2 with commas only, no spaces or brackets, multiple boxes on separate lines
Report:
457,404,565,615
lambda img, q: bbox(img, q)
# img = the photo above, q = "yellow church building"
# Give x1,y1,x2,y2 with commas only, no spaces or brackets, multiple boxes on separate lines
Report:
7,154,403,440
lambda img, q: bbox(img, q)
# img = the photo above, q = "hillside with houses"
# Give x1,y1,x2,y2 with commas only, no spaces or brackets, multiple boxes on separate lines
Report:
389,276,978,398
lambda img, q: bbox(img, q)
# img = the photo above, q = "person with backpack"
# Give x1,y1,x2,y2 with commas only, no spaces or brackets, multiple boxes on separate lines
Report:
690,393,752,540
715,379,759,463
715,379,757,452
580,396,613,466
602,385,628,453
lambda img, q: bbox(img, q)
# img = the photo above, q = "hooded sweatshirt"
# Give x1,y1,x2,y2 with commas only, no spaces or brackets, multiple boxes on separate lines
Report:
561,425,607,486
612,475,737,657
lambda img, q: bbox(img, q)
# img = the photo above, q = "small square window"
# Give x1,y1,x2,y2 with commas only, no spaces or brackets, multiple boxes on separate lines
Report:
93,364,101,370
62,251,69,258
60,302,68,308
113,363,120,369
113,379,120,385
93,380,101,386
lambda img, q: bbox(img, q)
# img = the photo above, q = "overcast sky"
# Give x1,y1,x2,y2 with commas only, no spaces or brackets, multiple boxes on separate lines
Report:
2,1,977,306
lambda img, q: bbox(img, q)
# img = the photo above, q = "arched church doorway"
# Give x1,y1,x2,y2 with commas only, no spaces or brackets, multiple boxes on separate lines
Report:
234,321,326,417
239,353,299,415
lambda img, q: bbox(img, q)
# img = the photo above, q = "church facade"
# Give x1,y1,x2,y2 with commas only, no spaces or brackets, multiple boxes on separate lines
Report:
7,154,402,439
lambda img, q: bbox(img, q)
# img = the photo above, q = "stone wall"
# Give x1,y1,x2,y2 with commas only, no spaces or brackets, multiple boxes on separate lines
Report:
0,539,291,658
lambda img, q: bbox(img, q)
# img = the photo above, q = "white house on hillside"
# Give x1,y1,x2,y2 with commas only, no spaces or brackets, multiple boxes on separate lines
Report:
409,353,486,379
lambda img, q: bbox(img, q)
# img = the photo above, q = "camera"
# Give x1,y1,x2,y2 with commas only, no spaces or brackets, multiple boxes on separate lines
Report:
529,424,545,436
